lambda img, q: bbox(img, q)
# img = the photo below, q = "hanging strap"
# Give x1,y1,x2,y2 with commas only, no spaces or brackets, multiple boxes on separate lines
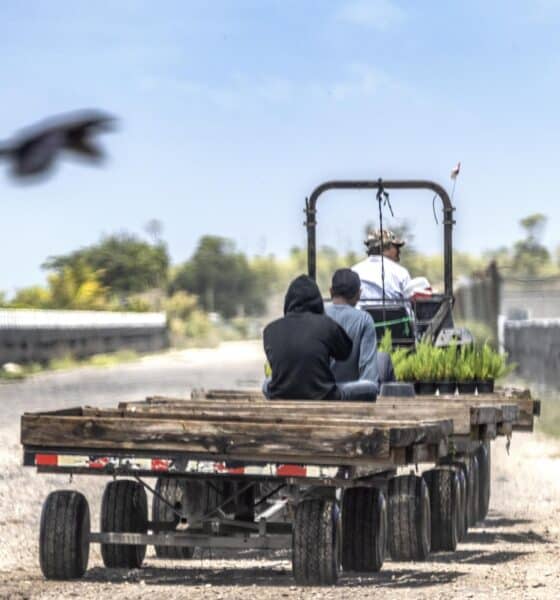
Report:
373,316,412,328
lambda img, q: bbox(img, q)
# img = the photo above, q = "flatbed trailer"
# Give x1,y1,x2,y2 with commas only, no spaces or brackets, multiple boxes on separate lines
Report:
20,387,538,585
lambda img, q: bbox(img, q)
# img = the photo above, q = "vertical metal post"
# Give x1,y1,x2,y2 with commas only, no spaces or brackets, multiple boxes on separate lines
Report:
305,197,317,280
443,205,455,297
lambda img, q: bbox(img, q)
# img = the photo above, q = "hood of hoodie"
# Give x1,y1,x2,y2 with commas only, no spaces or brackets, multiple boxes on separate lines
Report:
283,274,324,315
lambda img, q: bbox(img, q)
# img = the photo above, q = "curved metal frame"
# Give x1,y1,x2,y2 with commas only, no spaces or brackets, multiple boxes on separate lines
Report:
305,179,455,297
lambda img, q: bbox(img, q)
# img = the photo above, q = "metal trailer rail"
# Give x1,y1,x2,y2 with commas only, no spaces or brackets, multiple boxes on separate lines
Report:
305,179,455,296
20,387,538,585
304,179,456,345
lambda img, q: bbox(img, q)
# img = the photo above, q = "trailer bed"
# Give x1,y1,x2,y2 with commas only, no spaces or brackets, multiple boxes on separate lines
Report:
21,386,535,479
20,387,538,585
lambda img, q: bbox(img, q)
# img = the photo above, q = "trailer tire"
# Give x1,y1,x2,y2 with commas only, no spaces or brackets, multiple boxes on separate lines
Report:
101,480,147,568
388,475,431,561
467,455,480,527
423,468,460,552
292,498,341,585
39,490,90,580
476,442,491,521
342,487,386,572
153,478,195,559
455,466,468,541
438,458,468,539
153,478,224,558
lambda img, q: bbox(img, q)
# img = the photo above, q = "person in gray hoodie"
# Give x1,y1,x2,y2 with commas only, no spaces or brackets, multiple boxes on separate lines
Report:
326,269,395,401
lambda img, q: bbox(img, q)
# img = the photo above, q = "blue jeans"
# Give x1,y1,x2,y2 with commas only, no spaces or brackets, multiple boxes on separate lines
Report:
338,379,378,401
377,351,396,384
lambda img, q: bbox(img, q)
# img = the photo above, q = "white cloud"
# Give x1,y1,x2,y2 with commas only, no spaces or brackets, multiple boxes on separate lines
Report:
527,0,560,22
337,0,406,30
150,64,400,110
330,64,384,101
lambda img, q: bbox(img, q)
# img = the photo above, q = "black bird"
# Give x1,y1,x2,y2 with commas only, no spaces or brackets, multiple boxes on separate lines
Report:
0,109,116,179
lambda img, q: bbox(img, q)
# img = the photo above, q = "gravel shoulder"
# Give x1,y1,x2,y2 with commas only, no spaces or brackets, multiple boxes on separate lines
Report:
1,341,559,599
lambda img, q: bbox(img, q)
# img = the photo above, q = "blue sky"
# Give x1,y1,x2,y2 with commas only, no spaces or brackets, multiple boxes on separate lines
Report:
2,0,560,292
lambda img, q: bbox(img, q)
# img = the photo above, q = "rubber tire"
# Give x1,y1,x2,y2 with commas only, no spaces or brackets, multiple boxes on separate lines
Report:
292,498,341,585
153,478,195,559
467,455,480,528
101,480,147,568
153,478,224,558
388,475,431,561
39,490,90,580
423,468,460,552
438,458,468,540
455,466,468,541
342,487,386,572
476,442,491,521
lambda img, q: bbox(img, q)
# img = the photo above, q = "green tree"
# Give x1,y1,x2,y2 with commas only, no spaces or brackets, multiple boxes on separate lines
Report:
9,285,52,309
170,236,266,318
47,261,108,309
8,261,109,310
43,233,169,295
512,213,550,275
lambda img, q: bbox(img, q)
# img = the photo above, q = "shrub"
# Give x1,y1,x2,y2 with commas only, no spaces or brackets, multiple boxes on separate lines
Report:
392,347,413,381
378,329,393,354
440,345,458,381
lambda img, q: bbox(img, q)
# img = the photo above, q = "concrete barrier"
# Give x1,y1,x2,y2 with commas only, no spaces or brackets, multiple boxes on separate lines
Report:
0,309,168,364
503,319,560,389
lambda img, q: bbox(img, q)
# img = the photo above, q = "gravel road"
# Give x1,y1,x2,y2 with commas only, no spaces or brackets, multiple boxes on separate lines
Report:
1,341,559,599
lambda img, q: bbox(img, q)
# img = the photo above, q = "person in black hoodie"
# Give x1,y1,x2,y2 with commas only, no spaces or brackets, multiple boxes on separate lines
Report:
263,274,352,400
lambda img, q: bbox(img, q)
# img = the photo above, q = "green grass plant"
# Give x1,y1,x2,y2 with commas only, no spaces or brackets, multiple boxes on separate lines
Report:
392,347,413,380
440,345,457,381
378,329,393,354
388,339,514,384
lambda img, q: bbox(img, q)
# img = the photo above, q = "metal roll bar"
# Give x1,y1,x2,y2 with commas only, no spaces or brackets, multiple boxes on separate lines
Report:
305,179,456,297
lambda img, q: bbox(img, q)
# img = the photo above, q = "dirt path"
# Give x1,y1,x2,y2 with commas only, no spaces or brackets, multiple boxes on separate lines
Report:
1,341,559,599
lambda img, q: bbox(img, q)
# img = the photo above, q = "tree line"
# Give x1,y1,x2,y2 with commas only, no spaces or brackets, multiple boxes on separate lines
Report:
1,213,556,324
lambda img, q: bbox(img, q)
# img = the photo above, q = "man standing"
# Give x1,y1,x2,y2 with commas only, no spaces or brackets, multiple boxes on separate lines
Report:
263,274,352,400
352,229,411,301
326,269,395,399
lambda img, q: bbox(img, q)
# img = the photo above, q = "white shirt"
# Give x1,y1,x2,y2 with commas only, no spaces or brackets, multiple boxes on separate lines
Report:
352,255,412,301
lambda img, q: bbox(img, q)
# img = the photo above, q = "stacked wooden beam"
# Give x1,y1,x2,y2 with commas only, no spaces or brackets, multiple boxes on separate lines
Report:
21,403,449,468
20,387,534,468
191,386,537,433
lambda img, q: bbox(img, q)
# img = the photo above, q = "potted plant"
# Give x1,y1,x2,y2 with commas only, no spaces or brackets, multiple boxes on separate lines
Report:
474,343,494,394
455,346,476,394
392,347,412,382
412,342,437,395
477,347,516,393
432,350,445,393
437,344,457,395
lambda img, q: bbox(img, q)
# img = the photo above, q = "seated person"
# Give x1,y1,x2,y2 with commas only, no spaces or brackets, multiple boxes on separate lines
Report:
263,274,352,400
326,269,395,399
352,229,412,301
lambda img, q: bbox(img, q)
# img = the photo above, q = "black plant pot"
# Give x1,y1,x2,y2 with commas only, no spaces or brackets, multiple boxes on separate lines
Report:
476,379,495,394
457,381,476,394
416,381,437,395
438,381,457,395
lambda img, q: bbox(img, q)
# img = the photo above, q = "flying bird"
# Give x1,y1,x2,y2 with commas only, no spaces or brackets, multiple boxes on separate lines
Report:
0,109,116,179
